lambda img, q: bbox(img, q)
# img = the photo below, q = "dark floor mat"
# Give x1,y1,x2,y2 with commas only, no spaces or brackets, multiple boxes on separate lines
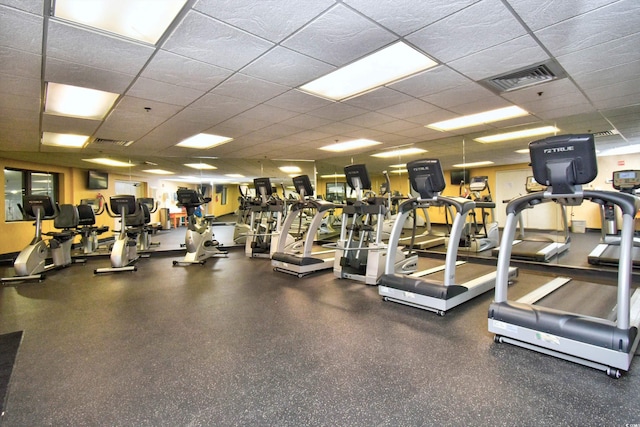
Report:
0,331,23,417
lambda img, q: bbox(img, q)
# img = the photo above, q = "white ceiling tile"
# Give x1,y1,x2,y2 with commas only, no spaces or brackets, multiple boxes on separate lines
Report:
534,0,640,57
389,66,471,98
280,114,332,129
506,0,619,31
195,0,334,42
0,46,40,78
127,77,204,106
162,10,273,70
345,0,478,36
189,93,257,118
448,97,513,115
421,82,495,109
0,92,39,112
572,60,640,91
281,4,396,66
0,73,39,98
449,35,549,81
41,114,100,135
534,103,598,121
407,0,527,63
142,50,232,92
0,0,43,14
315,122,362,135
377,99,443,119
343,88,416,111
342,111,397,128
0,6,42,53
264,90,332,114
307,103,368,121
236,104,300,123
240,46,335,87
210,73,288,103
502,78,585,105
47,20,154,75
45,58,133,94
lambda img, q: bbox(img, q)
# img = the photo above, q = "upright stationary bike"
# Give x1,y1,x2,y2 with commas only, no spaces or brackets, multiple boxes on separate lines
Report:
173,188,228,266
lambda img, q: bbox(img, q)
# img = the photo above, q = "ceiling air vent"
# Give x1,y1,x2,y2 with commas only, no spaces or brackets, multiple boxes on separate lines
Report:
593,130,619,138
91,138,134,147
480,60,567,93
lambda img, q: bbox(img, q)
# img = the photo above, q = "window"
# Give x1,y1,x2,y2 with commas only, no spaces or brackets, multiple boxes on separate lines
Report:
4,168,60,222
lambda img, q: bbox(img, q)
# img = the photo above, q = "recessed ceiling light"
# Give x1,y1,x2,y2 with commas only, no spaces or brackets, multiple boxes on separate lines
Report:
225,174,245,178
371,147,427,158
319,139,382,152
53,0,187,44
390,169,408,174
474,126,560,143
515,148,530,154
83,158,132,167
185,163,217,170
452,161,495,168
320,173,346,179
299,41,437,101
41,132,89,148
45,82,119,120
426,106,529,131
279,166,302,173
389,163,405,168
176,133,233,149
143,169,174,175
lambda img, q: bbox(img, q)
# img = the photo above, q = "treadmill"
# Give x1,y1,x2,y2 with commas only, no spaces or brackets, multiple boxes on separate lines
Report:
492,176,570,262
271,175,336,277
378,158,518,316
488,134,640,378
588,170,640,268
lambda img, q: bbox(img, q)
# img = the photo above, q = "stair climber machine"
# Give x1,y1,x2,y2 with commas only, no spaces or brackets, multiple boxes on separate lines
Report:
2,196,82,283
137,197,161,252
588,170,640,268
489,134,640,378
94,195,146,274
271,175,336,277
460,176,499,252
245,177,290,258
334,164,417,285
378,159,518,316
76,197,110,255
172,188,228,266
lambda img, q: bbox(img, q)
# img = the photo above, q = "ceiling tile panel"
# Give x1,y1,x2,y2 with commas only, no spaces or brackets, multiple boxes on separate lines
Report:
45,58,133,94
142,50,232,92
341,112,397,128
307,103,368,121
0,46,40,79
377,99,443,120
345,0,478,36
506,0,619,31
534,0,640,57
210,73,288,103
449,35,549,81
47,21,154,75
0,0,43,14
241,46,336,87
195,0,334,43
0,5,42,53
264,90,332,114
572,60,640,91
127,77,205,106
0,92,40,112
343,88,417,111
234,104,300,124
447,97,513,115
421,82,495,110
0,73,40,98
279,114,333,130
41,114,101,135
407,0,527,63
388,66,471,98
281,4,396,66
162,10,274,70
189,93,258,119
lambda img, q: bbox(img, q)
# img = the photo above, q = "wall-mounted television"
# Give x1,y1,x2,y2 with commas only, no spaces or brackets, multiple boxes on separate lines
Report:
87,170,108,190
215,184,224,194
450,169,471,186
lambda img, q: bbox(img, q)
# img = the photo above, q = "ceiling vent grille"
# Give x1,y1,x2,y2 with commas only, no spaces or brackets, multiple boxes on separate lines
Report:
91,138,134,147
480,60,567,93
593,130,619,138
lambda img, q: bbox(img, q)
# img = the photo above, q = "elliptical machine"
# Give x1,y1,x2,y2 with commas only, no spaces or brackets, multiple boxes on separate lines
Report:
77,197,110,255
2,195,80,283
173,188,228,266
94,195,145,274
463,176,499,252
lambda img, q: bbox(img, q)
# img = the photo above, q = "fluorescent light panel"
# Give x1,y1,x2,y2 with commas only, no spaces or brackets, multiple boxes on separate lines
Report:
474,126,560,143
320,139,382,152
300,42,437,101
54,0,187,44
426,106,529,131
452,161,494,168
320,174,346,179
371,147,427,158
176,133,233,149
225,174,245,178
83,158,131,167
279,166,302,173
41,132,89,148
185,163,217,170
390,169,408,174
45,82,119,120
143,169,174,175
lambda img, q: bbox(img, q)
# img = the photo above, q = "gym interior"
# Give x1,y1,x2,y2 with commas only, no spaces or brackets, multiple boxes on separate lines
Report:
1,1,640,425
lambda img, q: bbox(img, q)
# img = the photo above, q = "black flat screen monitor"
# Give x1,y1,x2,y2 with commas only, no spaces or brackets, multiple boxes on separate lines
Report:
292,175,314,198
450,169,470,185
87,170,108,190
344,164,371,191
407,159,446,199
253,178,273,197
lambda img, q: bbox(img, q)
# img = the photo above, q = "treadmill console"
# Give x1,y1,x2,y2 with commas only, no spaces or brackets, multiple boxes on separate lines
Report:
292,175,314,199
407,159,446,199
529,133,597,194
613,170,640,193
469,176,488,192
253,177,273,201
344,164,371,191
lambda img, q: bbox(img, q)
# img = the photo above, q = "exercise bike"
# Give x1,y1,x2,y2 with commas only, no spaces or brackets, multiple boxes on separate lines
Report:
2,195,80,283
137,197,161,252
94,195,145,274
173,188,228,266
77,197,110,255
